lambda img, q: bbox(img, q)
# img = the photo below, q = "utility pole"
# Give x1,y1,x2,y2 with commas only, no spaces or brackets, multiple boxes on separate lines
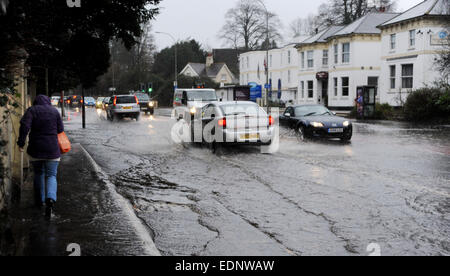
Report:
45,67,49,96
257,0,270,113
156,32,178,90
61,90,65,118
82,86,86,129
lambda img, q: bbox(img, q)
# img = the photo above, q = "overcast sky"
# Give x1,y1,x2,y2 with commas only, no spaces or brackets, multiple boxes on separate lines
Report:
152,0,424,50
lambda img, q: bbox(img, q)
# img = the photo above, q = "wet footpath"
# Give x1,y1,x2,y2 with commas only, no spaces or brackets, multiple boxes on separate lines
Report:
4,143,160,256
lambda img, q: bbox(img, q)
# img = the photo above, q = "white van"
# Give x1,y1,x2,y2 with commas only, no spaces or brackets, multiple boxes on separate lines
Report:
173,89,218,120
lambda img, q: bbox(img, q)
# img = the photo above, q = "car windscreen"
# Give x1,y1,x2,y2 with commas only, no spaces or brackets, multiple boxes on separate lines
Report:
135,93,150,101
221,104,266,116
187,90,217,101
85,97,95,101
295,106,332,117
116,96,136,104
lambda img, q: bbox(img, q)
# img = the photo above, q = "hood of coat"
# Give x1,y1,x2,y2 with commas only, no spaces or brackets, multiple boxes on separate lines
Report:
34,95,52,106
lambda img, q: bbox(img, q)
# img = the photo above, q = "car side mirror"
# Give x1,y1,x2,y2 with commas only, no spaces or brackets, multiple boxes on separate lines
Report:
332,112,336,116
285,113,291,118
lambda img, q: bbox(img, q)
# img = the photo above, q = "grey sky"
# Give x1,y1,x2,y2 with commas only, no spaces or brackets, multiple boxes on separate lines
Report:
152,0,424,50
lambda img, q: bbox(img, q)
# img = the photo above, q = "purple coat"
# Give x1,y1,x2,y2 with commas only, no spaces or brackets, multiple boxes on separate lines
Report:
18,95,64,160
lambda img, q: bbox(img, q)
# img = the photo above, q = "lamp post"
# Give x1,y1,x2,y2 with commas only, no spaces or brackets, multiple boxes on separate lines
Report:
256,0,270,113
156,32,178,90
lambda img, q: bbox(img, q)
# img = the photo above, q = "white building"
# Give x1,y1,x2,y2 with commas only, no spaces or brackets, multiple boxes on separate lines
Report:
297,13,399,109
239,43,302,104
378,0,449,106
297,26,344,106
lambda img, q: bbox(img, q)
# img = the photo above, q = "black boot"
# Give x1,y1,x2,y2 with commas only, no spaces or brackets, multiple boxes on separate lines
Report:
45,199,55,218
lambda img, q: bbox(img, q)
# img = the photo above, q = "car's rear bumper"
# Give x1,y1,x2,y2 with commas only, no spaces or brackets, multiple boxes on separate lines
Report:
221,127,274,144
111,108,140,115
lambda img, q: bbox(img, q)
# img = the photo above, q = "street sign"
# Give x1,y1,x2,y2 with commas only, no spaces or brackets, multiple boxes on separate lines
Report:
109,87,116,92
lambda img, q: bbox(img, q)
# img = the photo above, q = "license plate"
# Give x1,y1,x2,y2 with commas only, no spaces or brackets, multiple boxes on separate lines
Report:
122,106,132,110
241,134,259,140
328,128,344,133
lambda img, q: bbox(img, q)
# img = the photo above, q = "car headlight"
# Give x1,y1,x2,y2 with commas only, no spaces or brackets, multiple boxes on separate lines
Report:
149,102,154,107
311,122,324,128
190,107,197,114
343,121,350,127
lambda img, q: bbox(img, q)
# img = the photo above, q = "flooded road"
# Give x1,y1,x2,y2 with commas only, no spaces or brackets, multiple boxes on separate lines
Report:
65,108,450,256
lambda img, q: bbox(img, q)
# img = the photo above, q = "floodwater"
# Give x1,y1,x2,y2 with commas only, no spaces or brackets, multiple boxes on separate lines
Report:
64,107,450,256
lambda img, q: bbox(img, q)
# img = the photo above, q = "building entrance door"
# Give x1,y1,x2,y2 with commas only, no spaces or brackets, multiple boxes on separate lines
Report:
321,80,328,107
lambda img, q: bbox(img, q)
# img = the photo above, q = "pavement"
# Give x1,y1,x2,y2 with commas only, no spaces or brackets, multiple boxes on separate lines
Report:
4,143,160,256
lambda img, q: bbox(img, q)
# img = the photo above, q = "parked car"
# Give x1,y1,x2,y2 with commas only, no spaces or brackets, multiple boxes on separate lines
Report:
84,97,96,107
173,89,218,121
134,93,154,115
96,97,105,109
191,101,274,152
51,96,60,107
102,97,110,110
280,105,352,141
106,95,141,121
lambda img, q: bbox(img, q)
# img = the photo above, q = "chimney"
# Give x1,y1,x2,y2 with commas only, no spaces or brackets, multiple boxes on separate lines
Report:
206,53,214,67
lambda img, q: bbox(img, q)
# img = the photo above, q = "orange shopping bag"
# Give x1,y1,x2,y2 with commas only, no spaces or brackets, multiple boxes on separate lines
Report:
58,132,71,154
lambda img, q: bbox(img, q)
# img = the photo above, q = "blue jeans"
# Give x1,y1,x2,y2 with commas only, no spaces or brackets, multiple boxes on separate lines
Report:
32,161,59,203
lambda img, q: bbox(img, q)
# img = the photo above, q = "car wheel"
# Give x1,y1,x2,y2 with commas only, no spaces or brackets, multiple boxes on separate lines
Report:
209,141,221,154
150,109,154,115
297,125,307,142
190,125,195,144
135,114,141,121
112,114,120,122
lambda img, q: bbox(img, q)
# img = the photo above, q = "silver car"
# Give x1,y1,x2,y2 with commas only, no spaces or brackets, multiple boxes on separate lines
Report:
191,101,275,152
106,95,141,121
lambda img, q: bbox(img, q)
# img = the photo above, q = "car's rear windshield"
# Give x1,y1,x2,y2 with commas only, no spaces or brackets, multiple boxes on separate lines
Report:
116,96,136,104
221,104,266,116
187,90,217,101
135,93,150,101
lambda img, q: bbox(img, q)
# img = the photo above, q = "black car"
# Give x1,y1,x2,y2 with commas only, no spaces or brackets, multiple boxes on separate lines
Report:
134,93,154,115
280,105,352,141
68,95,82,108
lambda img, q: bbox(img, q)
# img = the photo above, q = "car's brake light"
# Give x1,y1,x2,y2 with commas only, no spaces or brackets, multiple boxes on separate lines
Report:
218,118,226,128
269,115,274,126
135,95,139,105
113,96,117,106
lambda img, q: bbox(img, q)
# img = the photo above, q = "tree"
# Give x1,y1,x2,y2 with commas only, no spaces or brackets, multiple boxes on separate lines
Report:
92,23,157,96
0,0,161,94
152,39,207,79
218,0,282,51
318,0,396,25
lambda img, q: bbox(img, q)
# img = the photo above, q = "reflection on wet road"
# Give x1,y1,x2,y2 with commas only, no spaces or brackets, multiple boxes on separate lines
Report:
65,108,450,256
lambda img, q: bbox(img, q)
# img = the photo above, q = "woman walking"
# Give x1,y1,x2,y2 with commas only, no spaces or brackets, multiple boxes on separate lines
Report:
17,94,64,218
